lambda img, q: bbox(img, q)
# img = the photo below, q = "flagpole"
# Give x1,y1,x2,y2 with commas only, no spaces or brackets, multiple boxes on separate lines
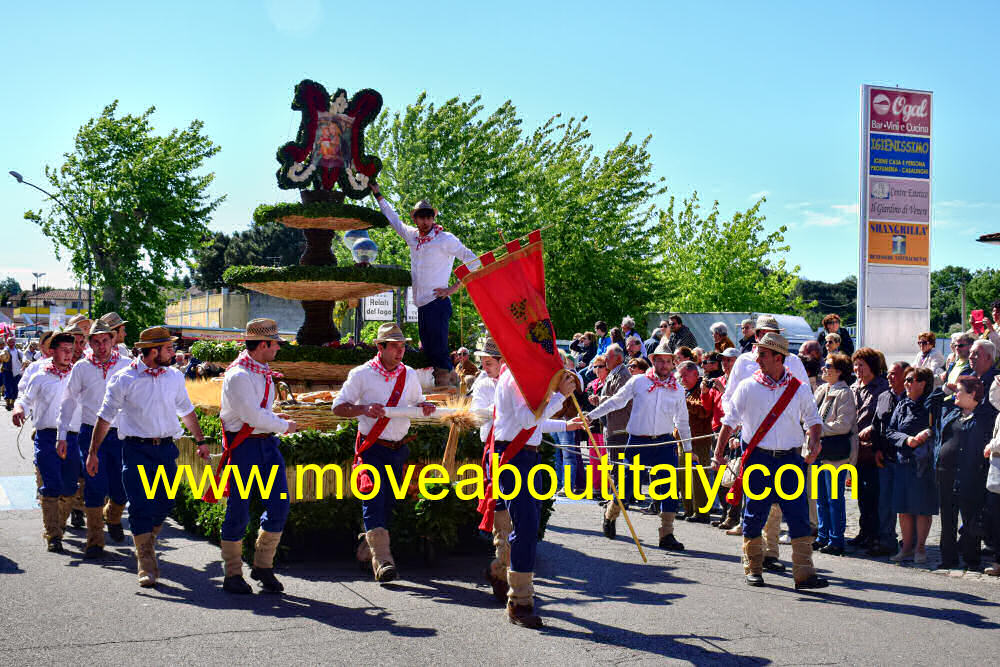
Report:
570,395,647,563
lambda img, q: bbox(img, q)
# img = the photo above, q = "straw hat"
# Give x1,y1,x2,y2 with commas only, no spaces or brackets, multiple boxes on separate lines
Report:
474,336,502,359
756,332,789,357
754,315,783,332
63,314,92,336
244,318,283,341
38,330,55,353
649,339,675,358
373,323,411,344
410,199,438,217
99,312,128,329
135,326,178,349
88,319,117,337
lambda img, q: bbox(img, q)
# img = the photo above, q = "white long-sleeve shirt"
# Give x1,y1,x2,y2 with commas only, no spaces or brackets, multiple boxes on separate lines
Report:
58,354,131,439
470,371,566,442
15,358,48,412
721,349,809,418
219,362,291,435
378,198,478,307
492,370,567,445
97,359,194,439
585,372,693,450
3,345,24,377
20,364,71,430
331,362,425,441
721,372,822,450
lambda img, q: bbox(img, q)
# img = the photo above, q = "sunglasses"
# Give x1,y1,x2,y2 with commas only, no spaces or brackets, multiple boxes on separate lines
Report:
822,364,833,369
593,364,606,369
956,343,970,349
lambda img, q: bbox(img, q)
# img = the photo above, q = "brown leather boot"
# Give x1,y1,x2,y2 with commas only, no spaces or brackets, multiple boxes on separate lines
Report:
743,536,765,586
104,501,126,542
366,527,397,582
41,496,64,551
486,511,512,602
506,571,542,628
84,507,106,559
251,530,284,593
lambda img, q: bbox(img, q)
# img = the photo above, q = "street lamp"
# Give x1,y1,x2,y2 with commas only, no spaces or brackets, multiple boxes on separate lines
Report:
32,272,45,332
10,170,93,314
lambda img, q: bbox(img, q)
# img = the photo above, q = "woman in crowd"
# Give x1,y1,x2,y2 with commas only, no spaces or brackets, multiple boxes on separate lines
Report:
701,352,724,381
884,366,938,563
933,376,995,570
570,331,597,370
710,322,735,352
627,357,649,374
553,351,586,494
609,327,625,349
850,348,890,550
913,331,946,387
985,388,1000,576
817,313,855,356
812,353,858,555
675,346,696,365
823,332,842,358
583,354,610,495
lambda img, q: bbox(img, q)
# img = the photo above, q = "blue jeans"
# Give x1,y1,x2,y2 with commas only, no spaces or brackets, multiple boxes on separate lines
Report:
221,435,290,540
359,443,410,531
417,297,452,370
1,369,18,401
495,443,541,573
34,429,63,498
122,438,179,536
815,465,847,548
553,431,581,491
60,431,81,496
742,447,811,539
624,434,679,513
877,462,898,545
79,424,128,508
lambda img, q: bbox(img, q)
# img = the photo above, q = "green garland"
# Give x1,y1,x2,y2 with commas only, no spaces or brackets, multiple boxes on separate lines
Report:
189,340,433,371
253,201,389,228
223,264,411,287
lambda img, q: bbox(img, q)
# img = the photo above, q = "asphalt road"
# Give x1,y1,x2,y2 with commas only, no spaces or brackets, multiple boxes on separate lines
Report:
1,415,999,665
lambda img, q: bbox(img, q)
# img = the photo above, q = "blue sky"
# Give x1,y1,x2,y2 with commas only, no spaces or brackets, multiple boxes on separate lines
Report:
2,1,998,292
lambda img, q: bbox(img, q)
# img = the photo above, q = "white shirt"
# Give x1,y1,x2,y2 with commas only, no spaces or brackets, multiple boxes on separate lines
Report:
721,349,809,418
15,358,49,413
379,199,477,307
470,371,566,442
4,345,23,376
20,364,71,430
585,373,693,450
97,359,194,439
219,361,291,435
721,372,822,450
58,354,132,440
331,362,425,441
492,370,567,446
117,343,133,359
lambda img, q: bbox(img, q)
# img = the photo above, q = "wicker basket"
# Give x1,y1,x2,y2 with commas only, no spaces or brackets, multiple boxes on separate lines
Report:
240,279,401,301
277,215,374,231
270,361,355,383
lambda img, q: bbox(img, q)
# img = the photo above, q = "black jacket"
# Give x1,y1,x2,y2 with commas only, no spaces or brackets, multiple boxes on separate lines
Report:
885,393,934,476
931,399,996,494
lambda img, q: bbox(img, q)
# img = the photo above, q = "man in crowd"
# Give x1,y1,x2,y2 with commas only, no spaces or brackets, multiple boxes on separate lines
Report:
2,335,24,411
620,316,644,349
588,344,632,535
371,181,477,387
943,334,975,395
666,315,697,352
969,340,998,394
57,319,131,558
737,318,755,354
453,346,479,387
644,321,667,357
798,340,823,390
99,312,132,359
677,360,714,523
625,336,645,361
332,323,436,583
594,321,611,356
88,326,211,587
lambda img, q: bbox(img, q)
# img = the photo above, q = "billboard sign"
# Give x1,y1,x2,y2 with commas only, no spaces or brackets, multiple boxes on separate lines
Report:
363,291,394,321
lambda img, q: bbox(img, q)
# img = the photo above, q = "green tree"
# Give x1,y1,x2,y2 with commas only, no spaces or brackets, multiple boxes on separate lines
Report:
193,231,231,290
966,268,1000,322
365,94,663,340
0,277,21,295
651,194,810,314
224,222,305,269
24,101,224,333
930,265,973,332
794,275,857,329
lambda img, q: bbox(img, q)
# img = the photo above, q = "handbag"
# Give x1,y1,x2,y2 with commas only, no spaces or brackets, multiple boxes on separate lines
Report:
987,455,1000,494
721,456,741,488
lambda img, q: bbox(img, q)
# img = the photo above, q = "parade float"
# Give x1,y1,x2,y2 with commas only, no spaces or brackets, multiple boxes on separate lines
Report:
173,80,554,565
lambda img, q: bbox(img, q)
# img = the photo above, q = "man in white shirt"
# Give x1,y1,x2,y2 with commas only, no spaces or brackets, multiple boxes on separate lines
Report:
60,315,92,529
216,319,299,596
332,323,436,583
18,333,76,552
493,365,575,628
2,335,25,410
370,181,477,387
721,315,809,419
98,311,133,359
57,320,131,558
89,326,210,588
713,333,829,590
582,339,693,551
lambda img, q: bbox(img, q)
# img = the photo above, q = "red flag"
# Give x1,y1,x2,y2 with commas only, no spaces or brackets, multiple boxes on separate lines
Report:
455,230,564,418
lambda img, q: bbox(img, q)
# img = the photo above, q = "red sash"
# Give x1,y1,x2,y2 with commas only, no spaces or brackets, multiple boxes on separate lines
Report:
352,367,408,494
726,377,801,506
477,408,537,531
203,378,271,503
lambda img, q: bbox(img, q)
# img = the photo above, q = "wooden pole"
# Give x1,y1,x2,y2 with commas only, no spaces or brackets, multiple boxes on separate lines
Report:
570,395,647,563
442,424,461,477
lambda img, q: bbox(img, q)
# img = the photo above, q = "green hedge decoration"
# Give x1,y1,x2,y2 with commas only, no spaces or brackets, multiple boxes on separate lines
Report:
223,264,411,287
253,201,388,228
189,340,433,373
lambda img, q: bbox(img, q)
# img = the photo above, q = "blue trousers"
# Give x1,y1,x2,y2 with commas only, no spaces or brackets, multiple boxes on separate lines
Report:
624,435,679,513
60,431,81,497
34,429,63,498
877,463,898,544
417,296,452,370
741,447,811,539
359,443,410,531
495,443,541,573
122,438,179,536
553,431,581,491
815,465,847,548
78,424,127,508
1,369,18,401
221,435,290,541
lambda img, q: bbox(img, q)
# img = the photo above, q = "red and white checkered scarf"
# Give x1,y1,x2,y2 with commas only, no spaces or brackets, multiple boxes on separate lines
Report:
85,348,120,379
752,366,792,390
131,359,166,378
44,358,71,380
415,225,443,250
369,354,404,382
645,369,677,392
229,350,283,380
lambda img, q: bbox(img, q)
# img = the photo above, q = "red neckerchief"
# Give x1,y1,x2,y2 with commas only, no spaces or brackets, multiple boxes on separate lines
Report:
85,348,120,379
369,354,404,382
229,350,283,380
131,359,166,378
752,366,792,390
44,359,71,380
415,224,443,249
645,369,677,392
